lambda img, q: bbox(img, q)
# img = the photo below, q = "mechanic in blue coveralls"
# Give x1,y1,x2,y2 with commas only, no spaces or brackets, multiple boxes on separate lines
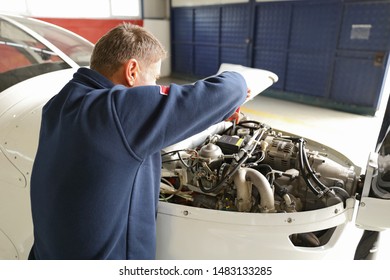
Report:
29,23,248,260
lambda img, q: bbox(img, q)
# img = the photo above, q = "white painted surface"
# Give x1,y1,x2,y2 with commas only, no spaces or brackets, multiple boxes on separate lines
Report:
144,19,172,77
172,0,249,7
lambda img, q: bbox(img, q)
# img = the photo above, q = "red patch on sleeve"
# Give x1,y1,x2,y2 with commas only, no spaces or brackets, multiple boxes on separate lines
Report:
159,85,170,96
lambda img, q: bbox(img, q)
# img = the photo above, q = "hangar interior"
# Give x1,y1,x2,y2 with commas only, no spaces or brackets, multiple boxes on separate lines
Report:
1,0,390,260
2,0,389,115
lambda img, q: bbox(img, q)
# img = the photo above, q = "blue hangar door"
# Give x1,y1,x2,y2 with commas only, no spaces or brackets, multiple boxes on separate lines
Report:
171,3,253,78
171,0,390,115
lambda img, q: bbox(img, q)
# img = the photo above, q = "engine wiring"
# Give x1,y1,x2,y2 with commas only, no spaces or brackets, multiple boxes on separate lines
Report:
199,127,266,194
160,117,356,214
160,177,193,202
297,138,326,197
158,117,359,249
161,149,198,168
296,138,347,202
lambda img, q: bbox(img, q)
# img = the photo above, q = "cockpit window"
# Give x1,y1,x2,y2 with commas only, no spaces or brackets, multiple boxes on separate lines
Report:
9,16,93,67
0,19,71,92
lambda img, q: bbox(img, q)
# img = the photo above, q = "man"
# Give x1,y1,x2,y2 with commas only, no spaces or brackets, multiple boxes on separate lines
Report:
29,23,247,259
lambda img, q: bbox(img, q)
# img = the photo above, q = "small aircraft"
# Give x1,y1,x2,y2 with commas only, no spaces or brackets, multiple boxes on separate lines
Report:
0,13,388,260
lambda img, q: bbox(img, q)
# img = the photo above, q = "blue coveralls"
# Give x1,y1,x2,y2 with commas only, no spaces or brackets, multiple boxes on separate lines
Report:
29,67,247,259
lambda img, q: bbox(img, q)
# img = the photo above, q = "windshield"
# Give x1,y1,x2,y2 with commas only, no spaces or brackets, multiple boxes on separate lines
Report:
9,15,93,67
0,19,71,92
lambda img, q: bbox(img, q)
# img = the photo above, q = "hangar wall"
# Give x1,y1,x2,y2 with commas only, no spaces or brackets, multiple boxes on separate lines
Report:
1,0,389,113
171,0,390,115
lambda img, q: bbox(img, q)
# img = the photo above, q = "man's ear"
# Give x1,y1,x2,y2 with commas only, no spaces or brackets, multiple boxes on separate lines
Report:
124,59,139,87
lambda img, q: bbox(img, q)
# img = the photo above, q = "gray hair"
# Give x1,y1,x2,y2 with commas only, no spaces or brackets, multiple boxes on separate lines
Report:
90,23,167,76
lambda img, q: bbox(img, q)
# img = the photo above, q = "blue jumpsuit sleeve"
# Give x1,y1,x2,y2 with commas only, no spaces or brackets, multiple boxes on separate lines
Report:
112,71,247,158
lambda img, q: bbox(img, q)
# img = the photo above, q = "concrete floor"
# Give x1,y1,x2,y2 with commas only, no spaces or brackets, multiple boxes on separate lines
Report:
160,76,390,260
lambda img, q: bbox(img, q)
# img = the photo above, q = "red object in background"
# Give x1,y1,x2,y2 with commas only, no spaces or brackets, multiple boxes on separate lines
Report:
36,18,144,43
0,44,32,73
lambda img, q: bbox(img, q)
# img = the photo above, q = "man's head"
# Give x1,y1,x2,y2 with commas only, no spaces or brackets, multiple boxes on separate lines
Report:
90,23,167,87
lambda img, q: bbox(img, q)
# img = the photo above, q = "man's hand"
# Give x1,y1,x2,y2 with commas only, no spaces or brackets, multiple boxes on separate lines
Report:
226,107,242,123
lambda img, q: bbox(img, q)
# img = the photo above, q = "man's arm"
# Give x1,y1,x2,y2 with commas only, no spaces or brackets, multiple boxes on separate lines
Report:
113,71,248,157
